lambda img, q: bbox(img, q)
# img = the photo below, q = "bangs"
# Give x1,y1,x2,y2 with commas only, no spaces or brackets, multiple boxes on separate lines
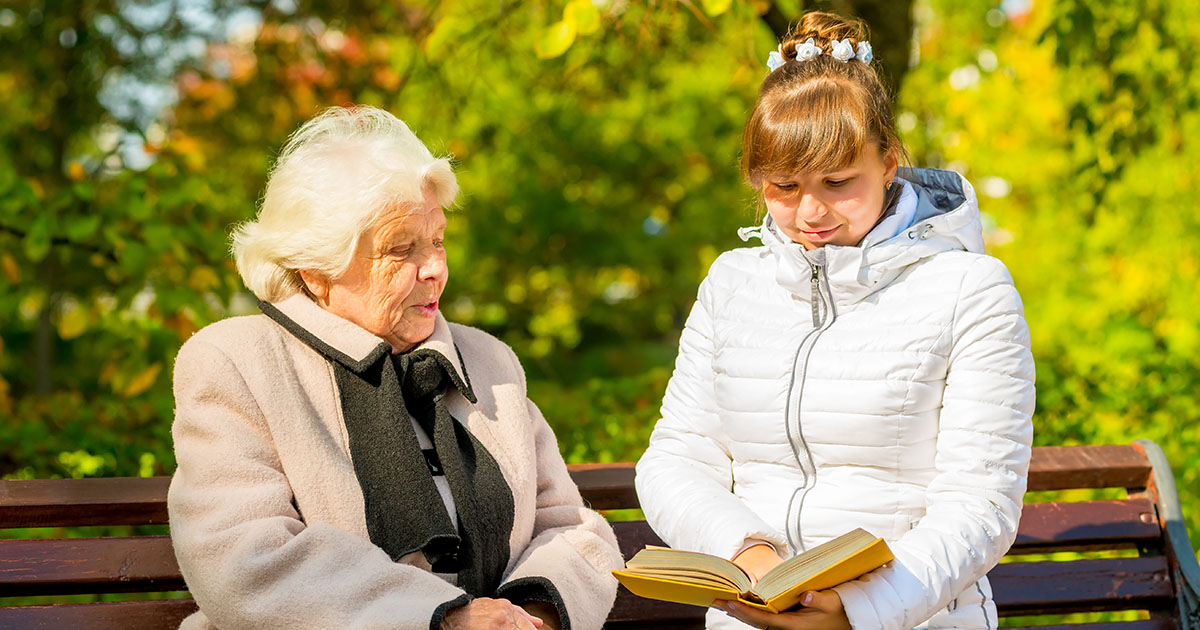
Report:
742,78,875,185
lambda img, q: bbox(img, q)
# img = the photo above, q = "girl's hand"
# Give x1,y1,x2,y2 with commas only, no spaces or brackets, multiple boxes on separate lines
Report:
441,598,545,630
520,602,561,630
713,590,851,630
731,544,784,584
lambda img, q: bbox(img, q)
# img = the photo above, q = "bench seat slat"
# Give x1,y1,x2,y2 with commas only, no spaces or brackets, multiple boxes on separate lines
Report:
0,537,185,597
0,599,198,630
989,556,1174,615
1011,499,1161,553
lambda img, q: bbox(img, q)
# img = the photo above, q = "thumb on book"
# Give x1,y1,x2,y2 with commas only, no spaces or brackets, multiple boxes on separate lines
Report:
801,589,841,613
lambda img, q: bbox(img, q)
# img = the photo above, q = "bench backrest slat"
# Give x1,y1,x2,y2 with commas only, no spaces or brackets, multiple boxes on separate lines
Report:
0,445,1154,528
0,477,171,529
0,537,185,597
1011,499,1161,553
0,599,198,630
989,556,1175,615
1025,445,1152,492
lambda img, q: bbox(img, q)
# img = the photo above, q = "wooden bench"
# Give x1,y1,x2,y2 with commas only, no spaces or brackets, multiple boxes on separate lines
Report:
2,440,1197,629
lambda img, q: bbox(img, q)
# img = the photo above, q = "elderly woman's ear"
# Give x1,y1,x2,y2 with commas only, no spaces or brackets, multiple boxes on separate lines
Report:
299,269,330,301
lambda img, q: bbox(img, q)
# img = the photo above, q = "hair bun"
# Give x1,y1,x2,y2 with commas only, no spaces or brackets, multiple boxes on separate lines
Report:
781,11,868,59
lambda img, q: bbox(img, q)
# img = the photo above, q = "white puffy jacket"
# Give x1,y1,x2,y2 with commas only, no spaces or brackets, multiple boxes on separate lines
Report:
636,169,1035,630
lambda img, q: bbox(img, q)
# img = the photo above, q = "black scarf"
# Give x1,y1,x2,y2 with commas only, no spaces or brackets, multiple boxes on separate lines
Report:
260,302,515,597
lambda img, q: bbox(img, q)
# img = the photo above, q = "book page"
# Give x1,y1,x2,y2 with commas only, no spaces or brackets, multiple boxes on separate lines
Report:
753,529,891,605
623,547,753,593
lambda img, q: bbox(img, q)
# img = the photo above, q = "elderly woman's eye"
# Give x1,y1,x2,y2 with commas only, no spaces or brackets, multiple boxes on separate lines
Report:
389,246,412,257
433,239,444,249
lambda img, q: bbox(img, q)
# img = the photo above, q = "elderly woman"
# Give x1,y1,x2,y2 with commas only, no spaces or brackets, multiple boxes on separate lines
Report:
168,106,622,630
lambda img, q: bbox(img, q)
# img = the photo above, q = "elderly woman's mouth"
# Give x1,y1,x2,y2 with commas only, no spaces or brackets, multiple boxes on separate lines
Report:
412,300,438,316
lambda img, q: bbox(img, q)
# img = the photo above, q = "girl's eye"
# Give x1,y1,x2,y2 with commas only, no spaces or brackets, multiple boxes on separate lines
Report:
826,178,852,187
773,182,797,191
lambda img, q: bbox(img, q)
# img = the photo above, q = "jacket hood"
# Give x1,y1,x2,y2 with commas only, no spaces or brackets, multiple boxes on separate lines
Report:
738,168,984,304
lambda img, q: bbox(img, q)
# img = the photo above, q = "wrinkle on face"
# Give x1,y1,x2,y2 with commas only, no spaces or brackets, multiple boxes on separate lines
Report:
319,188,449,353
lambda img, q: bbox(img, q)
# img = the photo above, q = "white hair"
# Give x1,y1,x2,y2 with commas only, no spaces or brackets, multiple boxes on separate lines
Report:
231,105,458,302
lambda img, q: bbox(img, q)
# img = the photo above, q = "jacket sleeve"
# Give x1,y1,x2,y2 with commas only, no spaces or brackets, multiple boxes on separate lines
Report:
833,257,1035,630
495,397,624,630
635,272,789,559
168,336,470,630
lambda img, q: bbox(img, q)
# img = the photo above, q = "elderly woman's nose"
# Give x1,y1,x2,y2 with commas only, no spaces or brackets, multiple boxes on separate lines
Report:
418,249,447,280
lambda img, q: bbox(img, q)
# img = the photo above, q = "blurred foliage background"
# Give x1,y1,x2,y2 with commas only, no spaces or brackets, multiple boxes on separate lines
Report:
0,0,1196,566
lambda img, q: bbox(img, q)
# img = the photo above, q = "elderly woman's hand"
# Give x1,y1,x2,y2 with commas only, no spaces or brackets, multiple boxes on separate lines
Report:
441,598,545,630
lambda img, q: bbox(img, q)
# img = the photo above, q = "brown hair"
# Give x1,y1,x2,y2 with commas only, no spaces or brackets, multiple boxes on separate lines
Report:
740,11,907,188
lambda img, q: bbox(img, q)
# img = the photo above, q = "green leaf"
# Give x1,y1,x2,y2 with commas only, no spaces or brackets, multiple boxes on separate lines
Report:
535,20,576,60
24,215,51,262
65,215,102,242
143,223,174,252
565,0,601,36
700,0,732,17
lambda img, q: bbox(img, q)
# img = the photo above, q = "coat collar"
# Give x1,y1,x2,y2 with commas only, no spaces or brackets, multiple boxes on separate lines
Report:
262,294,475,402
740,168,984,305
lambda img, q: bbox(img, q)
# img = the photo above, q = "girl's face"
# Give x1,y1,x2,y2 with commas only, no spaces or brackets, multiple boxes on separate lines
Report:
761,147,898,250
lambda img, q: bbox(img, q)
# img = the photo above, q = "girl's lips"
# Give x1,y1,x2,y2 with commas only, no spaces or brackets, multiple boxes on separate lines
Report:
802,226,840,240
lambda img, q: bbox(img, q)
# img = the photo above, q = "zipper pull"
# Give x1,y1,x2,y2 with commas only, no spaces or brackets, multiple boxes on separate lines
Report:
810,264,821,327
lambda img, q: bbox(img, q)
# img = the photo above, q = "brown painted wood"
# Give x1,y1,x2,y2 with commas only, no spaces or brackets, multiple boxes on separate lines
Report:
0,477,171,529
568,463,637,511
1011,499,1161,553
1008,622,1177,630
1027,445,1151,492
989,556,1174,615
0,537,184,596
0,599,198,630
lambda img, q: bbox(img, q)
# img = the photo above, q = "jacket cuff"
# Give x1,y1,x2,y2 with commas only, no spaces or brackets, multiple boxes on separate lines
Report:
495,576,570,630
429,593,473,630
832,581,878,629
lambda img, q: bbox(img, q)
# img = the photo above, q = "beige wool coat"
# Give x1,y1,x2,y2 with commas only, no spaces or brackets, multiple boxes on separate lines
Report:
168,294,622,630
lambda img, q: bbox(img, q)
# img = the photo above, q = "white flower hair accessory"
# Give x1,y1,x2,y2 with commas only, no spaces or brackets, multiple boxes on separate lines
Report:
830,38,855,62
794,38,822,62
856,40,873,63
796,37,825,61
766,45,785,72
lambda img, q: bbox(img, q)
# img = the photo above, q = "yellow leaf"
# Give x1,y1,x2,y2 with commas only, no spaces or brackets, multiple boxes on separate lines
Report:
68,161,86,182
565,0,601,35
189,266,220,292
57,304,88,340
535,20,576,59
122,363,162,398
1,253,18,283
701,0,732,17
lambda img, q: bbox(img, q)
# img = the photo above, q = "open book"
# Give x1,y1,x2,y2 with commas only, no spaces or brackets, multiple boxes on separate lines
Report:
612,528,893,613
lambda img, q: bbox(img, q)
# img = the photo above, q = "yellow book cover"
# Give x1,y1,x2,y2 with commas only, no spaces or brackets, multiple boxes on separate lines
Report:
612,528,893,613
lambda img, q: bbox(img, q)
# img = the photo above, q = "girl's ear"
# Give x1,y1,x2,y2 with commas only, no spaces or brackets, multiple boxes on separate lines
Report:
883,147,900,183
298,269,330,301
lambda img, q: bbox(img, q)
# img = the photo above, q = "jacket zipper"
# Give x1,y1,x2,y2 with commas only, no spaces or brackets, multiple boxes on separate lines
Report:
784,262,835,553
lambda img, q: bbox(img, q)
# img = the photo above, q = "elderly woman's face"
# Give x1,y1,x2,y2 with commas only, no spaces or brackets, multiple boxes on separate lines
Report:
311,189,448,353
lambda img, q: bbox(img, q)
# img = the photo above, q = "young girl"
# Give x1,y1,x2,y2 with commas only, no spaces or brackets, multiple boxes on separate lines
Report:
635,12,1034,630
